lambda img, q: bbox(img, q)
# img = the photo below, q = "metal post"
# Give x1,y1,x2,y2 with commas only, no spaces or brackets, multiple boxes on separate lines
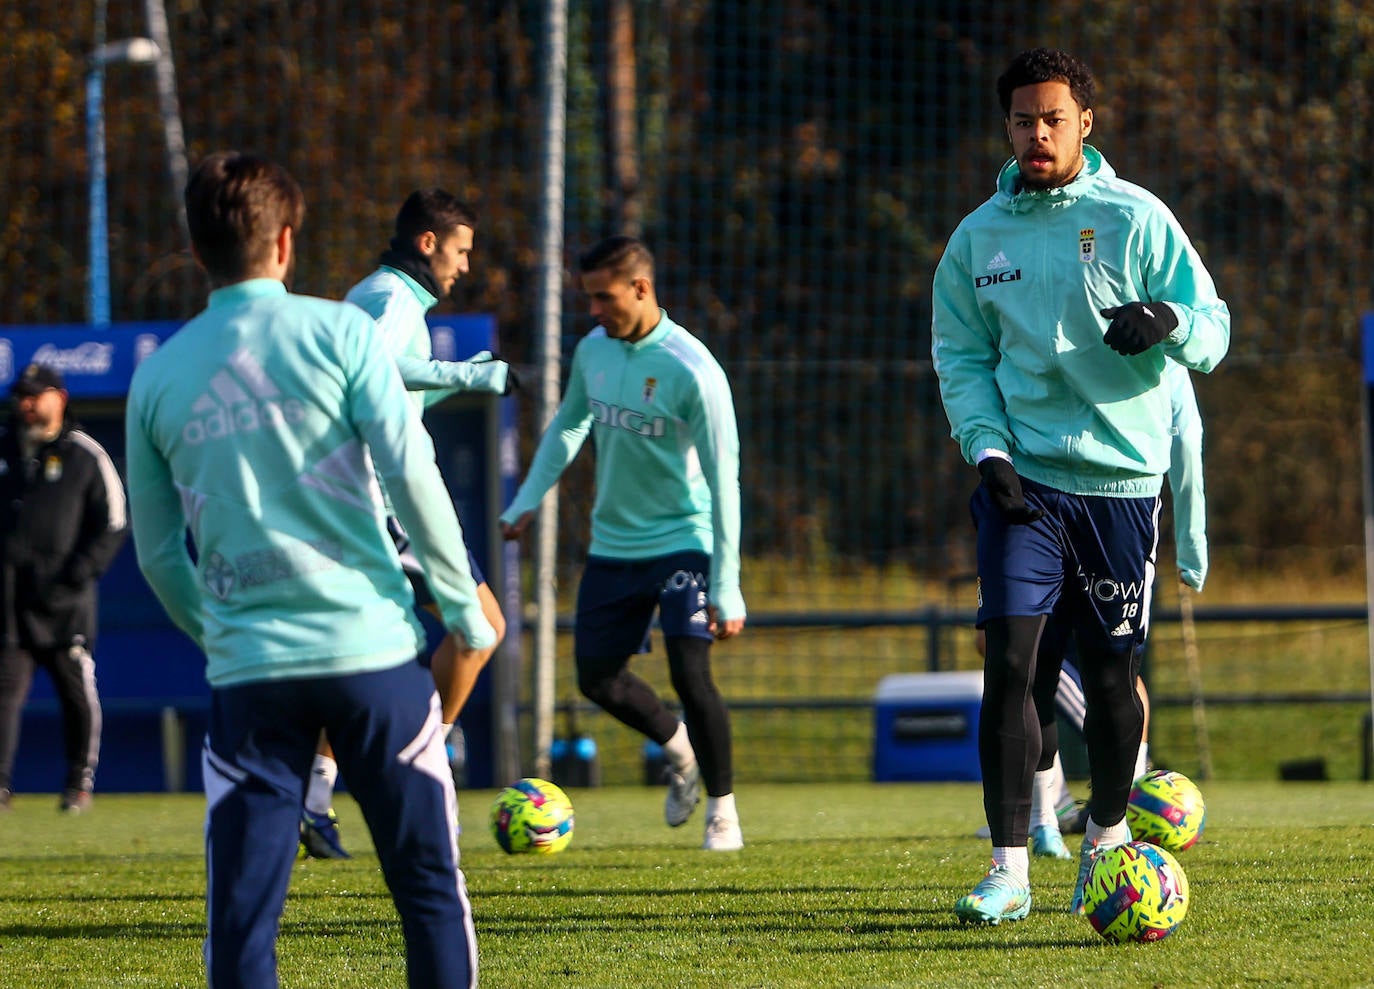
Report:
87,0,109,327
143,0,190,241
85,36,161,327
530,0,569,782
1361,312,1374,781
86,66,110,327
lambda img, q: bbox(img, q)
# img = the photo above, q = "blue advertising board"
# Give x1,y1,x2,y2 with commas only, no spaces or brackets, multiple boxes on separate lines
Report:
1,316,518,792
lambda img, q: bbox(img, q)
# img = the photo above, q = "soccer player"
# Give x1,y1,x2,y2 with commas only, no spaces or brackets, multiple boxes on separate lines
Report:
298,189,512,859
126,151,494,987
931,48,1230,924
499,235,747,851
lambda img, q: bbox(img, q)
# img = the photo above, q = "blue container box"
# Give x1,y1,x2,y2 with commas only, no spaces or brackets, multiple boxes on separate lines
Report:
872,671,983,782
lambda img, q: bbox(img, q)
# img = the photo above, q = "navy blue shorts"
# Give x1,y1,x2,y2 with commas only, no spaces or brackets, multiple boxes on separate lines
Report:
388,516,485,609
574,551,714,658
972,475,1161,650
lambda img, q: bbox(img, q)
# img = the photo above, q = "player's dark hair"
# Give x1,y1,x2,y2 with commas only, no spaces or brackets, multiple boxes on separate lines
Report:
394,189,477,245
578,235,654,282
996,48,1096,115
185,151,305,285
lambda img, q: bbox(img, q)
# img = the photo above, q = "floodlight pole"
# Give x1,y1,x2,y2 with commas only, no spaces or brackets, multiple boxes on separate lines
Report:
85,0,188,328
85,36,160,327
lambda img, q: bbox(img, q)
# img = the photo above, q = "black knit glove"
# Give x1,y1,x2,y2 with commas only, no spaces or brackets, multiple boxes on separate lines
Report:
501,363,521,396
978,458,1043,525
469,352,519,396
1100,302,1178,356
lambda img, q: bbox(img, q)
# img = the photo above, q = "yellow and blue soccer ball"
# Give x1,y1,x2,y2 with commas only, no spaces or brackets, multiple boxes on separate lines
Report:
1082,840,1190,943
1127,769,1207,853
490,778,575,855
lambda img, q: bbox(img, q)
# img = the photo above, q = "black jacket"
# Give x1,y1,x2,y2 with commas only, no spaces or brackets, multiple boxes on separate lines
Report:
0,416,128,650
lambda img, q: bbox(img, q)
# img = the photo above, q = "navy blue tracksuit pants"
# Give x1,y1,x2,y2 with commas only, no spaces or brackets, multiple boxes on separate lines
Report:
202,657,476,988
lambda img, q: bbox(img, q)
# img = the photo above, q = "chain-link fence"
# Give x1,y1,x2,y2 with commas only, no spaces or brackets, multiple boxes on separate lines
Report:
3,1,1371,780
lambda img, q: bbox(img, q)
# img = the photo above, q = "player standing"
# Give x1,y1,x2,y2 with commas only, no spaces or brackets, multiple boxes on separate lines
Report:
931,48,1229,924
126,151,494,987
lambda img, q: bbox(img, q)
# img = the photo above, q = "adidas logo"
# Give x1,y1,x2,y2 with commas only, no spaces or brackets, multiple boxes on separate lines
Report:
985,250,1011,271
182,348,306,445
1110,620,1133,637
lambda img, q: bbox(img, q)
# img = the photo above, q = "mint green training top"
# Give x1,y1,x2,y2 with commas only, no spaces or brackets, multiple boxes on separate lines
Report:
125,279,495,688
345,264,507,519
344,265,508,411
500,310,746,621
1166,361,1207,591
932,146,1231,497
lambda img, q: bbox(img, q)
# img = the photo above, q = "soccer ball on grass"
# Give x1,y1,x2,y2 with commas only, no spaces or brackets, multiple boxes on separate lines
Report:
490,778,575,855
1081,840,1189,943
1126,769,1206,852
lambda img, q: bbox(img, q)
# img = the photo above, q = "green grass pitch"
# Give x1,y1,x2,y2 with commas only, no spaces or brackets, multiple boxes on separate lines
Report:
1,782,1372,987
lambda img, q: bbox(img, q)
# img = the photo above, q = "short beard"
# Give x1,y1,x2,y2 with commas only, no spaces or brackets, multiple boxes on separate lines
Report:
23,420,61,447
1019,139,1085,191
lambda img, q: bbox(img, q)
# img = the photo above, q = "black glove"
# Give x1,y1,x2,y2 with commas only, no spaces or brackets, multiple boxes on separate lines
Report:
978,458,1044,525
470,351,519,396
1100,302,1178,356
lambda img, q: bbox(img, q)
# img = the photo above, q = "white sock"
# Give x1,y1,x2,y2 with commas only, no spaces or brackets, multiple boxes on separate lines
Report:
1134,742,1150,781
1085,816,1131,848
991,846,1030,884
705,792,737,822
305,754,338,816
1052,752,1075,812
1030,767,1060,828
662,722,696,773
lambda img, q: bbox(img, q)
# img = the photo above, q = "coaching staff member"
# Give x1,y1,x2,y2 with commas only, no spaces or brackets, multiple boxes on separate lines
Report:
0,362,128,813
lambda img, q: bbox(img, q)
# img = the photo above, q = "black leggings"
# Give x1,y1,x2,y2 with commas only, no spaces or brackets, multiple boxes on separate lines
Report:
981,615,1142,846
577,635,734,797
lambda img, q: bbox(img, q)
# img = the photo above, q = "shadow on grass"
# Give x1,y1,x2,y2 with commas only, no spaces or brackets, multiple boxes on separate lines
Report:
0,920,204,939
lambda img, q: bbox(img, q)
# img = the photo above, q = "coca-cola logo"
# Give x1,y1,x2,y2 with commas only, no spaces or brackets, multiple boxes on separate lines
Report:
30,342,115,375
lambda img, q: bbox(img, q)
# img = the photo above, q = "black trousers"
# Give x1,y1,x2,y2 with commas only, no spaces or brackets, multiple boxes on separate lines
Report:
0,642,102,792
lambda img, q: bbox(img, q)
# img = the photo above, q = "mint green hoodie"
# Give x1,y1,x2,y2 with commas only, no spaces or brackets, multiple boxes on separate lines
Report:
932,146,1230,497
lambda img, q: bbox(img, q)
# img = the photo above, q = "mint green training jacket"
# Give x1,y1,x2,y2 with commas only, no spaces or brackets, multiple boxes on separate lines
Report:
125,280,495,688
344,265,509,411
932,146,1230,497
1166,361,1207,591
500,310,745,622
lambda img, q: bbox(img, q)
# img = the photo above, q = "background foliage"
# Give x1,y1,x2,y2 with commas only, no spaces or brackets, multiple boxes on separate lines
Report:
2,1,1371,583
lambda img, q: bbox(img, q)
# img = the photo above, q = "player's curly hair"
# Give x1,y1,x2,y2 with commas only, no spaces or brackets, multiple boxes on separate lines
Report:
996,48,1096,115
